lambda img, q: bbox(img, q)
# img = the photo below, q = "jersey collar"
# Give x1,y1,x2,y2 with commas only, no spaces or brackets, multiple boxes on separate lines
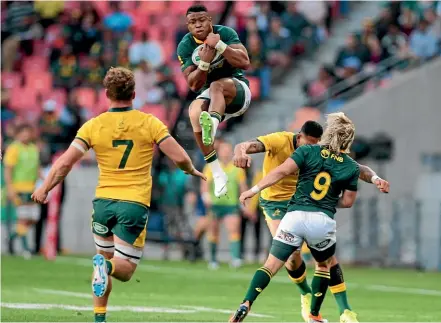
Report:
108,106,133,112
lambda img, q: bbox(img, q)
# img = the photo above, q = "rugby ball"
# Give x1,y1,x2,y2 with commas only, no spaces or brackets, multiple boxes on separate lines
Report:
192,44,225,70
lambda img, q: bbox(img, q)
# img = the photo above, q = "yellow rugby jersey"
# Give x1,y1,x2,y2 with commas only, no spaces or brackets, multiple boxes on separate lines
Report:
76,107,170,207
257,131,298,201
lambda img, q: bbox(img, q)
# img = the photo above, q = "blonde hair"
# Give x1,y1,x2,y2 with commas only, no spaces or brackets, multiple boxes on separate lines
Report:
319,112,355,154
103,67,135,101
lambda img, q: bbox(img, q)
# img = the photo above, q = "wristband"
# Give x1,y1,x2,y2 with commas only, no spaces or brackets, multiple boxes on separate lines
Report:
198,60,210,71
251,185,261,194
215,40,227,54
371,175,381,184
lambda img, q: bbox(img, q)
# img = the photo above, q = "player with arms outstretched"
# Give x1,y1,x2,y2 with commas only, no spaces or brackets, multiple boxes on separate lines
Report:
233,121,389,322
230,113,388,323
31,67,205,323
177,4,251,198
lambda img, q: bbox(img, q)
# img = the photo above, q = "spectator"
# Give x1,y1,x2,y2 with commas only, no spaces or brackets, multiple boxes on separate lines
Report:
246,32,271,99
80,2,100,26
34,0,64,29
366,37,385,64
156,65,181,120
239,15,265,46
424,8,441,40
103,1,133,33
296,1,327,33
81,56,106,88
282,2,313,46
359,18,380,47
334,34,370,70
115,42,131,69
129,32,164,68
175,16,188,48
58,92,86,148
381,23,408,57
375,6,395,41
409,19,438,61
39,100,62,156
250,2,272,32
133,61,160,108
307,65,336,99
399,7,418,36
265,15,291,67
51,45,79,89
340,56,362,79
2,1,43,71
90,29,118,58
65,9,90,55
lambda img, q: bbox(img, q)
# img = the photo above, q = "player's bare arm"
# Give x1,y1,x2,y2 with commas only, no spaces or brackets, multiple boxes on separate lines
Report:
158,136,206,180
32,140,85,204
357,163,389,193
240,158,299,205
337,190,358,208
183,45,216,92
205,33,250,70
233,139,266,168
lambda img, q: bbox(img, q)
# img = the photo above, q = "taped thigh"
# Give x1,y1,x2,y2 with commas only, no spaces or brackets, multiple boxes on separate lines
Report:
114,243,143,265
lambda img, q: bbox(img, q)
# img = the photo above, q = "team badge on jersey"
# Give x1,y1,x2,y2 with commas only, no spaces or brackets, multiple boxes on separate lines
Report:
321,149,330,159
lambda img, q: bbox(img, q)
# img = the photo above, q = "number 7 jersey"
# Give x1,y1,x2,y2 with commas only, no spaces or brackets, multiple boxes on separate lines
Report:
75,107,170,207
288,145,360,219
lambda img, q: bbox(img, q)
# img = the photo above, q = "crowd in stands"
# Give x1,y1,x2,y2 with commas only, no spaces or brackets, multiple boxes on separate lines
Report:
301,1,441,113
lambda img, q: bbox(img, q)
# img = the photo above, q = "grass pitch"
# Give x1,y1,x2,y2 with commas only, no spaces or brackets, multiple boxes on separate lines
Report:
1,255,441,322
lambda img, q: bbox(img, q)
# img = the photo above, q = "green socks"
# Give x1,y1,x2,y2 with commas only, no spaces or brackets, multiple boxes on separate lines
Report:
243,267,273,303
105,260,113,275
229,239,241,261
329,263,351,314
94,307,106,323
209,241,217,263
311,269,330,316
286,261,312,295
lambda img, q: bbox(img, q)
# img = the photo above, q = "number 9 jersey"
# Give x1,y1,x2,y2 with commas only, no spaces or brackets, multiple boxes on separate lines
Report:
75,107,170,207
288,144,360,219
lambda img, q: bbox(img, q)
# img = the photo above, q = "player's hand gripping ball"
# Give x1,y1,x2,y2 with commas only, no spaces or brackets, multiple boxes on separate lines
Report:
193,44,224,67
205,32,220,48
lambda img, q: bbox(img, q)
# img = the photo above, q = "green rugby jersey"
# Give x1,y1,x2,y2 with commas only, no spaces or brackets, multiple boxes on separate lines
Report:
177,25,249,93
288,145,360,218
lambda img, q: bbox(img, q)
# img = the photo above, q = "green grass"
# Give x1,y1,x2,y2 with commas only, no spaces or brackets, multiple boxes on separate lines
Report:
1,255,441,322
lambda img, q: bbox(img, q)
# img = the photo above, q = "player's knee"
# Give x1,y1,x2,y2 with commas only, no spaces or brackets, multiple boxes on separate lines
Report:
315,259,331,271
120,269,135,282
285,250,302,270
209,80,224,93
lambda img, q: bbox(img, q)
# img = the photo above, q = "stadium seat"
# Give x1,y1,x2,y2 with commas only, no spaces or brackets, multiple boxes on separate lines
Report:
248,76,260,99
22,56,49,73
120,1,137,12
289,107,321,131
141,104,167,123
170,1,195,15
74,87,97,111
234,1,254,16
139,1,165,14
92,1,110,17
160,41,175,62
33,40,49,57
205,1,225,14
1,72,22,89
9,87,38,112
25,71,53,95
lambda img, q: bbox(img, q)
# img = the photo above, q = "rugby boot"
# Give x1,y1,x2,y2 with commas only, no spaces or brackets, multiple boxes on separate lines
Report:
92,254,108,297
229,303,250,322
340,310,359,323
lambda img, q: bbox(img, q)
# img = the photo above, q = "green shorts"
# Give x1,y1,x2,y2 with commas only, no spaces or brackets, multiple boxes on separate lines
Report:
17,193,33,205
259,198,290,221
92,198,149,248
210,205,239,219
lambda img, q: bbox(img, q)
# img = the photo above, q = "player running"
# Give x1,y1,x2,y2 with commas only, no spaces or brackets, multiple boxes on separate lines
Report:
4,124,40,259
201,140,250,269
31,67,205,323
231,116,389,323
177,4,251,198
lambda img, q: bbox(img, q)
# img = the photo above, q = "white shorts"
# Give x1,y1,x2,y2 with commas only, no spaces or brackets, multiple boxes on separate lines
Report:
196,77,251,121
16,204,40,221
274,210,337,253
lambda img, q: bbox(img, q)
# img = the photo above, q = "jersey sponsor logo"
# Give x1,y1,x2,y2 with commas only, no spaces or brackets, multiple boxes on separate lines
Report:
273,209,281,217
321,149,330,159
92,222,109,234
277,230,295,243
330,153,344,162
314,239,331,249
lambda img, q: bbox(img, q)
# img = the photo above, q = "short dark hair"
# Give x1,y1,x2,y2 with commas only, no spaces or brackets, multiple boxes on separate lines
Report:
15,123,33,135
186,4,207,15
300,121,323,138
